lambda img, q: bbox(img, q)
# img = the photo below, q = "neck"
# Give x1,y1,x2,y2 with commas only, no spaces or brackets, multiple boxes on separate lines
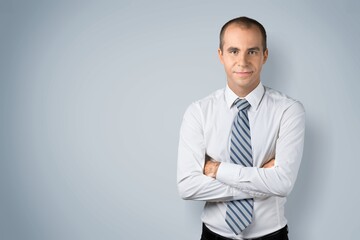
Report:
228,81,260,98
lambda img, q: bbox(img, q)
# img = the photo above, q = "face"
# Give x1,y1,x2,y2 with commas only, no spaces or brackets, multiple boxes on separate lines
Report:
218,24,268,97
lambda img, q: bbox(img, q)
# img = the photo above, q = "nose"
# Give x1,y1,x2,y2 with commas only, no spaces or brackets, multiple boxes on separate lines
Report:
236,53,248,67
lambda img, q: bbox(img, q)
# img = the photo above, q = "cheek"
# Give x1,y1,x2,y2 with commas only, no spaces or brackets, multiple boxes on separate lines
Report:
225,63,235,72
251,60,263,70
225,59,236,68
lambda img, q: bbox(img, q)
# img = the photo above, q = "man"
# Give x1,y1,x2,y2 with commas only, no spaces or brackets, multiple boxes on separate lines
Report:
177,16,305,240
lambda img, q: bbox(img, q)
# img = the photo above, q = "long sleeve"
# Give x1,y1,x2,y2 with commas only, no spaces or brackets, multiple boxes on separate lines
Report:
177,103,264,202
216,101,305,197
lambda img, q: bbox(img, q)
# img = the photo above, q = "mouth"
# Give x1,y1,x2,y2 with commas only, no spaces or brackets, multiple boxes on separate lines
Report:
233,71,253,77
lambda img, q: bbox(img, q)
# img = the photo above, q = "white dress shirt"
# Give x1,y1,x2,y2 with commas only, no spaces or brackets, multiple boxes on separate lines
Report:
177,82,305,239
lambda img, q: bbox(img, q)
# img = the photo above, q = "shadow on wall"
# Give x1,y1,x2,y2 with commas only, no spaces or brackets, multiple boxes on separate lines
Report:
286,115,332,236
262,38,292,92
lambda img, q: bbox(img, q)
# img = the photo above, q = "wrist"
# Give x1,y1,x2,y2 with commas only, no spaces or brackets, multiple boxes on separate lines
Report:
212,161,221,178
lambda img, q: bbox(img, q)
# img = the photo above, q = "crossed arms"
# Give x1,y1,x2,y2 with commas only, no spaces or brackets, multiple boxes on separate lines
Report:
204,156,275,178
177,101,305,202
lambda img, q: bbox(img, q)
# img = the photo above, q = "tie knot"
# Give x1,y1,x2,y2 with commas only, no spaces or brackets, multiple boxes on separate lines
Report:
234,98,250,111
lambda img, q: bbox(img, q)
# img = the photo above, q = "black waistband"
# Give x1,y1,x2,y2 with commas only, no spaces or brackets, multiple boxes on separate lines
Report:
201,223,288,240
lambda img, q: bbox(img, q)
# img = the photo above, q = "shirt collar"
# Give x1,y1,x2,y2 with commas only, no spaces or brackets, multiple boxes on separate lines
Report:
225,82,265,110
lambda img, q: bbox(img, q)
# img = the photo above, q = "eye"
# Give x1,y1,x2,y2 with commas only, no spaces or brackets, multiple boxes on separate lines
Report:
248,49,259,56
230,50,239,55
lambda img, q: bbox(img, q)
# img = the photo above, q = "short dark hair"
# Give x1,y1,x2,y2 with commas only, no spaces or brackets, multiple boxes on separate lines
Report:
219,16,267,52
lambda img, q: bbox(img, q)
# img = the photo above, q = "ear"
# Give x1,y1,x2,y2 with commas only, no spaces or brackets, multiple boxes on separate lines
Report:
218,48,224,64
263,48,269,64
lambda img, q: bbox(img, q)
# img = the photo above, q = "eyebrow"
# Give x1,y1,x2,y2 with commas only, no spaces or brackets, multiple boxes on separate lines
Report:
226,46,261,52
248,47,261,51
227,47,240,52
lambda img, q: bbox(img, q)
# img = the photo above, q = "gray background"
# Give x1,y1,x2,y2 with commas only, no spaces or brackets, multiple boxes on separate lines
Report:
1,0,359,239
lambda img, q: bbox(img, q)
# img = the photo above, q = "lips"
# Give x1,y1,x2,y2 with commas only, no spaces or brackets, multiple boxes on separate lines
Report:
233,71,253,77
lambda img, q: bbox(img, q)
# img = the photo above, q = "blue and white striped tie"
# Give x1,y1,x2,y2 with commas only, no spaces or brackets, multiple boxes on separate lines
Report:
225,98,254,234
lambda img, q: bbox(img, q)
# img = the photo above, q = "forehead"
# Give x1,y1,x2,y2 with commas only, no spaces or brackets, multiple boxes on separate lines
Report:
223,24,263,48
